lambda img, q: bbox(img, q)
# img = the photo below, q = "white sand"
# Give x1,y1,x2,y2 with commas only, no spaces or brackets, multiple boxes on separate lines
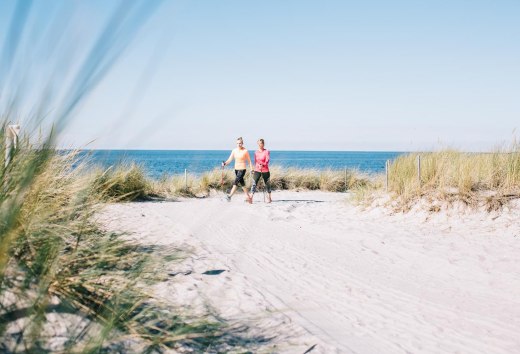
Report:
99,191,520,353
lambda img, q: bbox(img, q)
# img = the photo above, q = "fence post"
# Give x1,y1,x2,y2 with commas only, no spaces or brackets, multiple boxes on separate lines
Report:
184,169,187,190
344,167,347,192
385,160,389,192
417,155,421,187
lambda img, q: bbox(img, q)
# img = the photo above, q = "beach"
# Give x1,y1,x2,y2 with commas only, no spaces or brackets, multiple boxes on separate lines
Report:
99,191,520,353
2,0,519,351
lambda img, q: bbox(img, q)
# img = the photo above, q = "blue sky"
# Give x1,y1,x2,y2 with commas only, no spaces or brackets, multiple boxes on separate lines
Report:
1,0,519,151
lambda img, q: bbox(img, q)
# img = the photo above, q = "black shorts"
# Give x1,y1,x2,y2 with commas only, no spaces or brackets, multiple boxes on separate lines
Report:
234,169,247,187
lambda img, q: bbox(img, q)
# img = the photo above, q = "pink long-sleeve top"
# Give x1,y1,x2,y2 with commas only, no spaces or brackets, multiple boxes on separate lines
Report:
254,149,270,172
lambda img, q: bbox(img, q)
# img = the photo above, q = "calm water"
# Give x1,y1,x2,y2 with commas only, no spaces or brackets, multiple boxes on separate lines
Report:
84,150,405,179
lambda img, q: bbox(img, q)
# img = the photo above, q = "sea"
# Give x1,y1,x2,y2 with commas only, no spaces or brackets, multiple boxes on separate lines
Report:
83,150,406,179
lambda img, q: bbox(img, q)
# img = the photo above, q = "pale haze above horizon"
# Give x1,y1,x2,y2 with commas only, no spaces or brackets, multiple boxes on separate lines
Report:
1,0,519,152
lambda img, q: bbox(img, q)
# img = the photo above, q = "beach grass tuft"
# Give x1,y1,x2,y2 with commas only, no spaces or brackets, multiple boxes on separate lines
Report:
383,145,520,211
93,162,153,201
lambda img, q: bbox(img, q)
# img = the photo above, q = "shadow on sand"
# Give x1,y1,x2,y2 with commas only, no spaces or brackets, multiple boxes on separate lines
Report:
270,199,326,203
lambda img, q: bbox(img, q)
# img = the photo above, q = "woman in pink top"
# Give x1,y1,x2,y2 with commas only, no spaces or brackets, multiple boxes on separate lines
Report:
222,137,253,203
250,138,272,203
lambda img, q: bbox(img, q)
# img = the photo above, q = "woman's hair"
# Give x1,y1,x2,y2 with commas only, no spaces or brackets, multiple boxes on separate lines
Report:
237,137,243,142
258,138,264,144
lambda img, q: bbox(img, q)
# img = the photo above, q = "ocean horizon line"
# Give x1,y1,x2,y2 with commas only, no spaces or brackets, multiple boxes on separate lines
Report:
68,148,410,153
61,148,513,153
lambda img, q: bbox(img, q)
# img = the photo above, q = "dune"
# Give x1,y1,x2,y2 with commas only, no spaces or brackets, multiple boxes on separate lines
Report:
99,191,520,353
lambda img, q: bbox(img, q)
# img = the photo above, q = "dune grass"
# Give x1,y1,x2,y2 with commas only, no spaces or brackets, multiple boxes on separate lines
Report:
140,165,372,199
383,146,520,211
93,162,154,201
270,166,370,192
83,146,520,214
0,0,268,350
133,145,520,213
0,135,265,352
5,144,515,349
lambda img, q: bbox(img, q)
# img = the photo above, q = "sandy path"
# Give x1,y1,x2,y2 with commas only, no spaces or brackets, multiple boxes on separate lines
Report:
100,191,520,353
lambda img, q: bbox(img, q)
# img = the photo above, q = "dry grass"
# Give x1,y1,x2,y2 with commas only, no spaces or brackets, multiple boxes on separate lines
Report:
85,147,520,214
382,145,520,211
93,162,153,201
141,165,372,199
1,1,262,350
268,166,370,192
149,169,231,198
0,138,259,352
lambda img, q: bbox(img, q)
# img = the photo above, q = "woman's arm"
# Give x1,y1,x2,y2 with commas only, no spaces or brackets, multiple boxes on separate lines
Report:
246,151,253,171
223,150,234,166
265,150,270,165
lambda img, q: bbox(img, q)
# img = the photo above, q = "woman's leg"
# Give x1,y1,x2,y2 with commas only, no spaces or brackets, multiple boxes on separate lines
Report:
228,185,238,197
236,169,252,202
250,171,261,200
228,170,242,198
242,186,252,203
263,172,272,203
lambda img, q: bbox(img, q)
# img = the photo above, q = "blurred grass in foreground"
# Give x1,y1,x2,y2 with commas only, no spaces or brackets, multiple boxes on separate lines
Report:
1,134,267,352
1,1,264,351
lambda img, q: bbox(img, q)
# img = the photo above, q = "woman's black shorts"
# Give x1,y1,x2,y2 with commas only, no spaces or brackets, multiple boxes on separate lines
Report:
234,169,247,187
